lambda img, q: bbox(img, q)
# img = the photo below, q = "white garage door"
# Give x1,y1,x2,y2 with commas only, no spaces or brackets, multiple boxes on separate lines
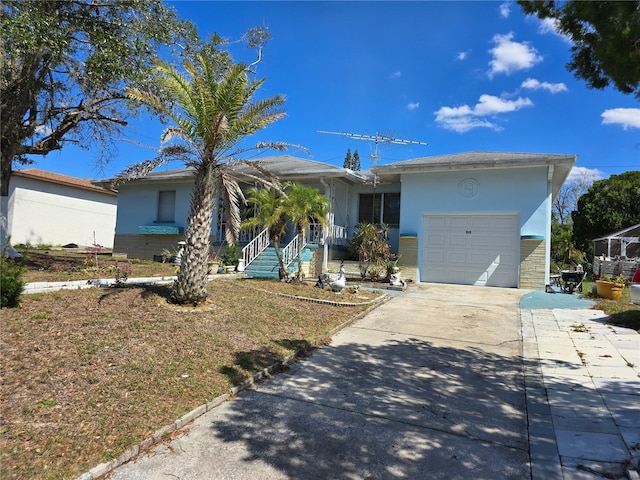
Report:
422,214,519,287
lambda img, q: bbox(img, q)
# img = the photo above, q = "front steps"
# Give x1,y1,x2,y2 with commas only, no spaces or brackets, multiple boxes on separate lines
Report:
244,246,315,279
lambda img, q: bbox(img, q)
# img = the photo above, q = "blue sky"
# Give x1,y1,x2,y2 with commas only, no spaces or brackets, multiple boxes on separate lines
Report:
33,1,640,184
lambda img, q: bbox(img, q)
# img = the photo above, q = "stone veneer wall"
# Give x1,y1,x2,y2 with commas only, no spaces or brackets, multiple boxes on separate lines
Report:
520,238,546,290
398,235,419,283
113,234,188,260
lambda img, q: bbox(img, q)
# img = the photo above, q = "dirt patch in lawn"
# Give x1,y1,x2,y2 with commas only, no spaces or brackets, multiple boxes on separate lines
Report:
0,279,384,480
17,248,177,283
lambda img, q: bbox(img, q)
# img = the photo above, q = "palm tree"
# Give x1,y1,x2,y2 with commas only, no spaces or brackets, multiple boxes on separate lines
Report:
242,187,289,279
282,182,328,281
122,55,288,304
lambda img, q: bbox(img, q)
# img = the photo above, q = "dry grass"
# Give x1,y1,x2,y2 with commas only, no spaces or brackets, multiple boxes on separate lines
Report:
582,280,640,332
0,279,383,480
18,248,177,283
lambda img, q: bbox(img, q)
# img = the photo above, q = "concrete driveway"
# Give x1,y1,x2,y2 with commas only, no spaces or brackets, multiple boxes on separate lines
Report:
107,283,529,480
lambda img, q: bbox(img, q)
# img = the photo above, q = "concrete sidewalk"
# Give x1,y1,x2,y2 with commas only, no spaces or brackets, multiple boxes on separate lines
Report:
86,283,639,480
521,298,640,479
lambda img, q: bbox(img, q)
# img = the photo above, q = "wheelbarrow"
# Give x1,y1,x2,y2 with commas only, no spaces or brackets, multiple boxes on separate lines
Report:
560,270,585,294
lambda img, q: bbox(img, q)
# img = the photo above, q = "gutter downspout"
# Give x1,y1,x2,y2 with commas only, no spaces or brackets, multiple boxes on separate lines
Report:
320,176,331,272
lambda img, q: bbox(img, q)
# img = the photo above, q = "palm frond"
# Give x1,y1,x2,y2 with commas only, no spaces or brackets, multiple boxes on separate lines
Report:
126,87,169,116
226,158,281,190
113,156,170,185
220,170,245,244
160,126,191,145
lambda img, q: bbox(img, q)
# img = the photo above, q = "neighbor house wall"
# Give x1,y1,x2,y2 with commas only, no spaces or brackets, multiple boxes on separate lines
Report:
8,175,117,248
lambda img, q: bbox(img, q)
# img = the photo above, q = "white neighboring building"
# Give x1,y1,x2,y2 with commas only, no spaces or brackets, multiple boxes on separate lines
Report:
7,169,117,248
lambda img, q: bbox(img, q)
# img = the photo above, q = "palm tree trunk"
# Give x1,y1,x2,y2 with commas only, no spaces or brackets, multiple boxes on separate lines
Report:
272,237,287,280
296,232,304,281
172,164,216,304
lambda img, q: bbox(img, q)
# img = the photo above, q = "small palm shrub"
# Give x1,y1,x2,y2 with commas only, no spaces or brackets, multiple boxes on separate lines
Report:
1,255,25,308
348,223,395,279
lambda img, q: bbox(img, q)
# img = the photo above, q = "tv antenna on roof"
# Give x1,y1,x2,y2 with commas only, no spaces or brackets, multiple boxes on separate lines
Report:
318,130,428,223
317,129,428,182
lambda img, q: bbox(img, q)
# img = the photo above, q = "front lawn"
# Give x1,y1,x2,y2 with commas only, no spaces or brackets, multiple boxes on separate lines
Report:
0,279,383,480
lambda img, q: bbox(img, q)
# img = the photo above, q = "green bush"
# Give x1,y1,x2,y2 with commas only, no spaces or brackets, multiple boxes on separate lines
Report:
1,256,25,308
222,243,241,267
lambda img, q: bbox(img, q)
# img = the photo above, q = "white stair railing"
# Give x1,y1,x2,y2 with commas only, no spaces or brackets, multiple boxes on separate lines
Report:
331,225,348,246
242,227,270,267
282,234,307,267
306,221,348,246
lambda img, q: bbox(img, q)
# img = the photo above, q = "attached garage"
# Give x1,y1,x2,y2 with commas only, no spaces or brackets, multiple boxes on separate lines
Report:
422,214,519,287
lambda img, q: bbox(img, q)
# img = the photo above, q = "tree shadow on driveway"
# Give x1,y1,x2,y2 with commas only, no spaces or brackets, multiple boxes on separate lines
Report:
206,336,530,479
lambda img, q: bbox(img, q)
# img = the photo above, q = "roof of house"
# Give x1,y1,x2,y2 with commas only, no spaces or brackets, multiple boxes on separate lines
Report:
94,151,576,197
13,169,117,196
373,151,577,197
96,155,370,186
229,155,369,182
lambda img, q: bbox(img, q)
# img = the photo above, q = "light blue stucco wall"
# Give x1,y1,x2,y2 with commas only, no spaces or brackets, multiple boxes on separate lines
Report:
329,179,351,230
398,166,550,281
115,181,193,235
116,178,354,242
398,167,549,236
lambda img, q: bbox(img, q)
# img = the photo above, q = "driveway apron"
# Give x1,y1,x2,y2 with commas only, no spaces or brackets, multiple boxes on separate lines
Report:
108,283,529,480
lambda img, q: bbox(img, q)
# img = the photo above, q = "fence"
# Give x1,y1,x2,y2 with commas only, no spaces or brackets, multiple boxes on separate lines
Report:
593,257,640,281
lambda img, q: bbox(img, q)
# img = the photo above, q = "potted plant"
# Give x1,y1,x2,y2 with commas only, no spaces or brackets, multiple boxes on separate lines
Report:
596,275,626,300
222,243,241,272
207,244,224,274
208,255,222,274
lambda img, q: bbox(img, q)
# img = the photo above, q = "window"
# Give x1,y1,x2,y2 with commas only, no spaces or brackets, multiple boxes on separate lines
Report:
157,190,176,223
358,193,381,224
358,192,400,226
383,192,400,226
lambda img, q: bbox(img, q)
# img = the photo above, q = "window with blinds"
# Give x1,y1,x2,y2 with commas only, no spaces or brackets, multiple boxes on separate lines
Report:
358,193,381,224
157,190,176,223
358,192,400,226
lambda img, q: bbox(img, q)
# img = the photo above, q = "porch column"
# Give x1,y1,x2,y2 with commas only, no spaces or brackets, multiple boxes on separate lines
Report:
320,176,331,272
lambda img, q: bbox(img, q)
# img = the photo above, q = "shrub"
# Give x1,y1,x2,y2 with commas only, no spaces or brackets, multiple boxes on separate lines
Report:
348,223,395,279
1,256,25,308
222,243,241,267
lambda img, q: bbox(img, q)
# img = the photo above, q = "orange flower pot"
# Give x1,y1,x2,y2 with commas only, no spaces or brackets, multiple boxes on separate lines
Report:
596,280,624,300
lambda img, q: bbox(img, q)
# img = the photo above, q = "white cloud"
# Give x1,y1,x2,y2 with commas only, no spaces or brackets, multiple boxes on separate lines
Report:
537,17,559,35
390,71,402,79
488,32,542,77
537,17,572,42
475,94,533,115
407,102,420,110
566,166,603,185
601,108,640,130
499,2,510,18
435,94,533,133
521,77,568,93
457,51,468,61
